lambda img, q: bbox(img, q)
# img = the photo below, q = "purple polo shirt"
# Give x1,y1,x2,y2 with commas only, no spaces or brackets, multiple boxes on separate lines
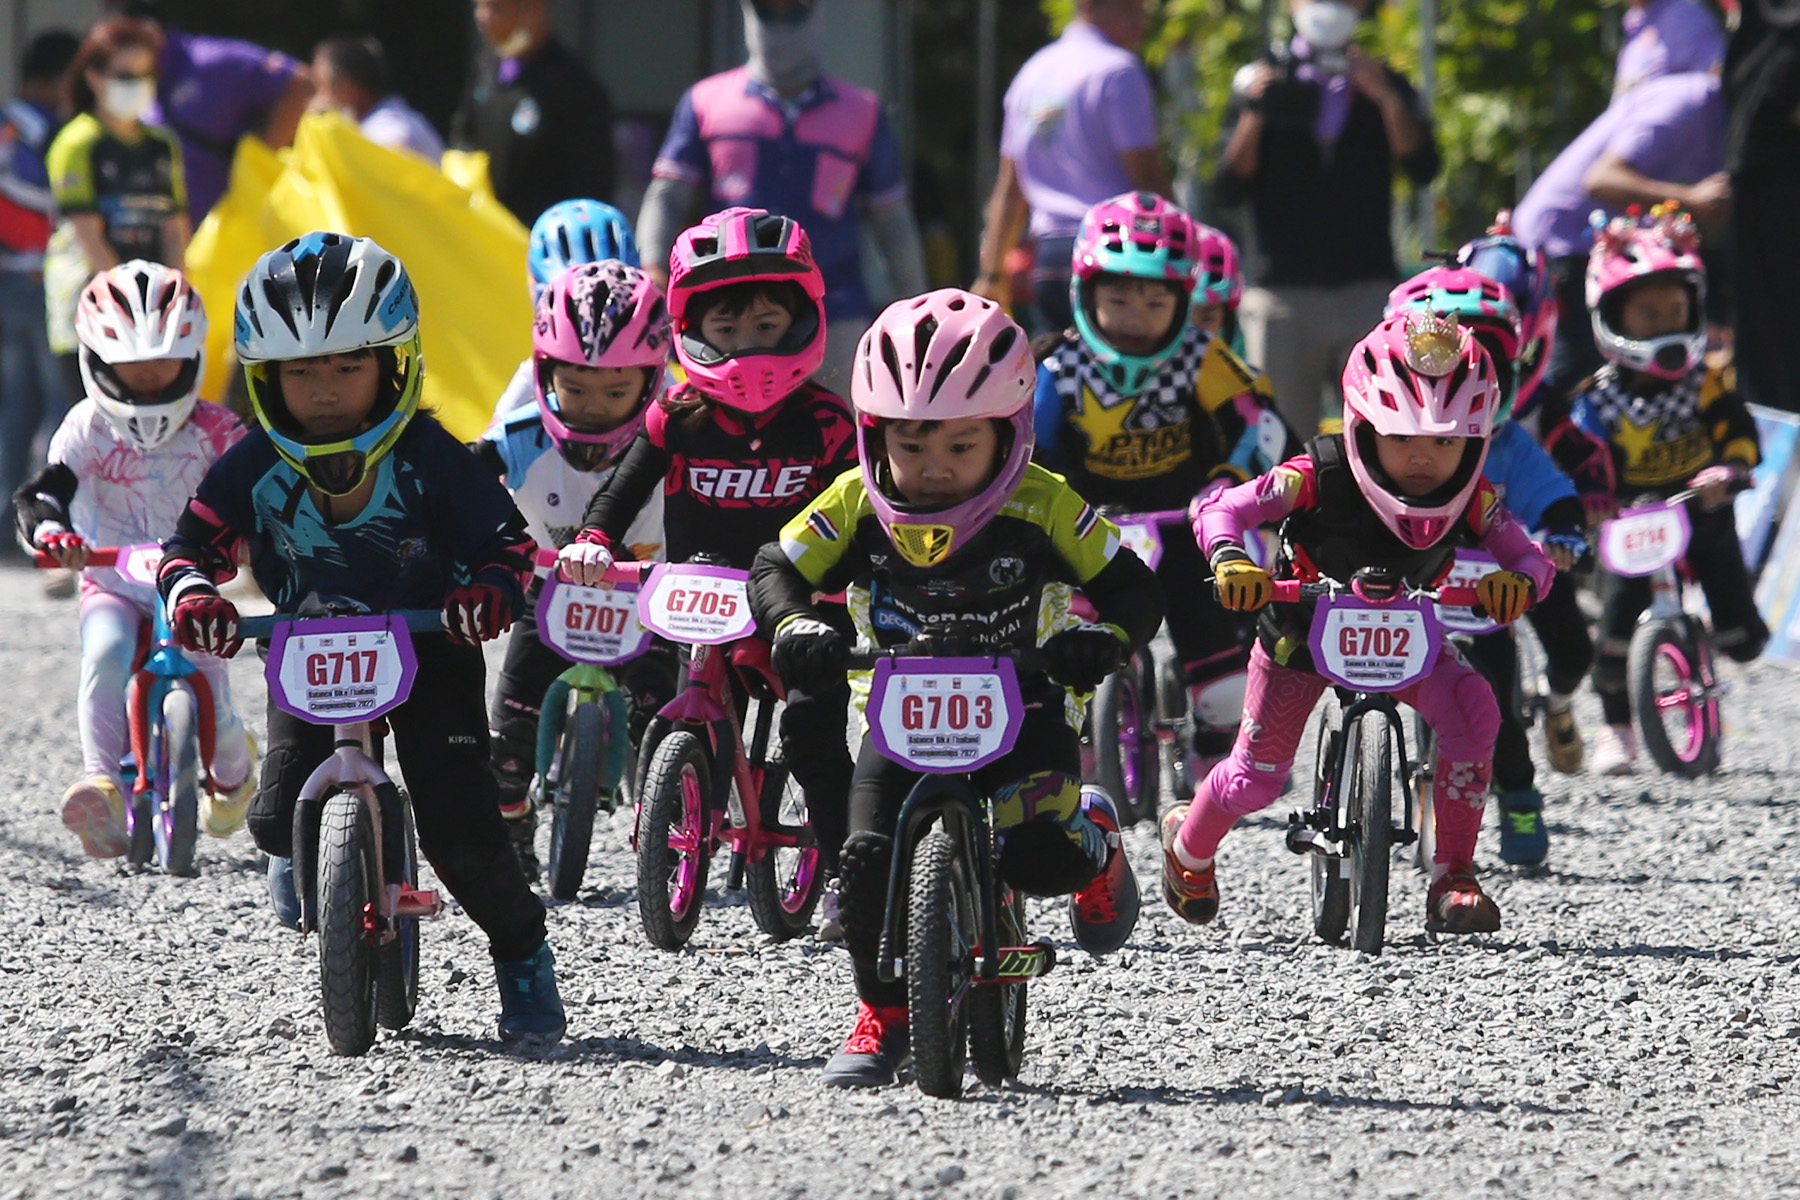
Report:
1512,72,1724,260
1616,0,1725,95
1000,20,1158,240
150,28,301,223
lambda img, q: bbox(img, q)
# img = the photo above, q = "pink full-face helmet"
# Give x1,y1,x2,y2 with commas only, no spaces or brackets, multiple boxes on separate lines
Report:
533,260,671,471
667,206,827,416
1585,204,1706,381
1341,311,1502,550
851,288,1037,568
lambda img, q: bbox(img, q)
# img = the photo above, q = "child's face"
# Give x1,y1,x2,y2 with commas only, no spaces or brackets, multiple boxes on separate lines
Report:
111,358,183,399
278,352,381,439
699,296,793,354
550,363,647,431
1374,433,1466,496
1092,277,1179,355
885,418,1000,507
1191,301,1226,336
1618,279,1691,340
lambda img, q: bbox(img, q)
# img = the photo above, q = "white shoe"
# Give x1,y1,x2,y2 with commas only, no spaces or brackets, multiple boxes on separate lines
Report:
1588,724,1638,776
816,878,844,942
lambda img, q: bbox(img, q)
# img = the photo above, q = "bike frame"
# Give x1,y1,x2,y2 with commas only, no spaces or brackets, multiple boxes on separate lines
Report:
1289,691,1420,857
127,600,217,804
537,661,629,788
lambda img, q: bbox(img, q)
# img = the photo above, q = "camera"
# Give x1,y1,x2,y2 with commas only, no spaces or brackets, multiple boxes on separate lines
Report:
1244,42,1332,130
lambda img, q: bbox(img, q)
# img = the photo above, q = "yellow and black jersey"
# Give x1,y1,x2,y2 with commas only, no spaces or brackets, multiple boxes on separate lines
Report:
1571,362,1759,494
46,112,184,262
1033,325,1298,513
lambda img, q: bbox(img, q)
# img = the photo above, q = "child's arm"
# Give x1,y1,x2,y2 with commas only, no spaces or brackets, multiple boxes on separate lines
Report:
1043,485,1164,692
1700,366,1759,472
13,461,78,553
157,460,252,657
577,411,673,554
1473,493,1556,600
1193,456,1311,559
420,424,537,641
751,478,869,695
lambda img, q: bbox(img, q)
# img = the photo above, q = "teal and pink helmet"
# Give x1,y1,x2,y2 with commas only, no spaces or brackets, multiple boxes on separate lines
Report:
1192,223,1244,310
1385,265,1523,421
1069,192,1200,395
1455,212,1558,417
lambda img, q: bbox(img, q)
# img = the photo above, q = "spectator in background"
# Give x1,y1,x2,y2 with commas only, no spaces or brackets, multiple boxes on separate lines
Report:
972,0,1169,333
1512,71,1726,409
101,1,312,227
637,0,927,392
312,35,444,165
1214,0,1438,436
1616,0,1727,95
0,30,78,542
452,0,616,228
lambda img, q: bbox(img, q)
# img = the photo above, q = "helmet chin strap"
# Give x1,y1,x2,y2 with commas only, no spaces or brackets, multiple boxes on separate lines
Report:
742,0,821,92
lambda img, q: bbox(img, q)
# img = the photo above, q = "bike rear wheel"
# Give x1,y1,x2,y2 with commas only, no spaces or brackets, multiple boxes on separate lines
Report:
159,688,203,878
1629,620,1721,778
1308,709,1349,943
317,789,379,1056
547,702,606,901
635,731,711,950
908,825,975,1099
743,763,823,941
1345,714,1394,955
1091,651,1160,826
968,887,1027,1087
376,798,420,1032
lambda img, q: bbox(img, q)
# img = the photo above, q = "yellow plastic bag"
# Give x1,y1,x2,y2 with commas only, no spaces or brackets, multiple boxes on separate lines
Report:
185,112,531,441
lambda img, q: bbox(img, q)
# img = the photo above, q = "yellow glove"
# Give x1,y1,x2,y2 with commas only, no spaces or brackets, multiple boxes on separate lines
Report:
1475,569,1535,625
1213,554,1274,612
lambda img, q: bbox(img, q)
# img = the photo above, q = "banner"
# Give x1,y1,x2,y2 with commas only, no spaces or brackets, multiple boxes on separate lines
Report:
1736,403,1800,571
184,113,531,442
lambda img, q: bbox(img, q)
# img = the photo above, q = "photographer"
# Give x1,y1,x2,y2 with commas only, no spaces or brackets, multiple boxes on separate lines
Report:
1214,0,1438,436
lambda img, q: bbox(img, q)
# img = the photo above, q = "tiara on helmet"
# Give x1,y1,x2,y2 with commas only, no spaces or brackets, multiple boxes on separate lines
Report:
1402,312,1464,377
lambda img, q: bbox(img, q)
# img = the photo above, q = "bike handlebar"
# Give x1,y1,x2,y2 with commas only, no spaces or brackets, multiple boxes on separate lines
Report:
238,609,445,640
34,546,121,568
844,643,1053,676
1269,578,1482,609
534,547,649,586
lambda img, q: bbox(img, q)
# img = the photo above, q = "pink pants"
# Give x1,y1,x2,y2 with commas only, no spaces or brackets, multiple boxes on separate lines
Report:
1175,638,1499,869
79,590,249,791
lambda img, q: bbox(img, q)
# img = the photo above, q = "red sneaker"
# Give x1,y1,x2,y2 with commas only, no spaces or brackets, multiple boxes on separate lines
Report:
821,1002,910,1088
1426,866,1502,934
1069,790,1140,955
1159,804,1219,925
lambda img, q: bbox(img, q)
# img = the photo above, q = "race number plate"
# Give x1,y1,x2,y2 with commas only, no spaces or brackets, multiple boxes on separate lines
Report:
267,615,418,724
114,542,162,588
867,657,1023,774
1115,519,1165,571
1309,597,1440,691
1435,549,1501,636
637,564,755,645
1600,503,1691,578
535,576,651,664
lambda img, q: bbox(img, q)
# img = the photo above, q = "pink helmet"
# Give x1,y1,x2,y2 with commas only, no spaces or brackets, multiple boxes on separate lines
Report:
532,260,671,471
851,289,1036,568
1585,204,1705,380
668,207,827,415
1341,311,1501,550
76,260,206,452
1192,223,1244,310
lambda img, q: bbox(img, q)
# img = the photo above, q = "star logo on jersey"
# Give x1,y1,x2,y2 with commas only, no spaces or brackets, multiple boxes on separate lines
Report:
1612,410,1661,467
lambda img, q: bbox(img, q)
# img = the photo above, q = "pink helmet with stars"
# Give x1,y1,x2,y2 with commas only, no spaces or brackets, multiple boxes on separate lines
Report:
1585,204,1706,380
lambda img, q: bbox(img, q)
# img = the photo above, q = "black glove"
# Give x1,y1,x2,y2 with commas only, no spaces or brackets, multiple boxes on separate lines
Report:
771,616,849,695
1040,626,1125,694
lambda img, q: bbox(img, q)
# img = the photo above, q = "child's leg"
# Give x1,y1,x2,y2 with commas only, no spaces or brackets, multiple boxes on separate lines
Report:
838,739,922,1010
248,701,334,857
1593,569,1653,727
779,604,856,876
1159,535,1250,765
75,591,144,788
192,654,251,790
1462,630,1532,793
1687,506,1770,663
1527,576,1594,700
1173,640,1329,866
979,704,1104,897
487,592,572,814
1397,645,1502,871
389,636,546,963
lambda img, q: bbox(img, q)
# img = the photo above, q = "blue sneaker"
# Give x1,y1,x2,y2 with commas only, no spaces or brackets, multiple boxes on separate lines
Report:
495,942,567,1043
1495,788,1548,867
267,855,300,929
1069,788,1140,955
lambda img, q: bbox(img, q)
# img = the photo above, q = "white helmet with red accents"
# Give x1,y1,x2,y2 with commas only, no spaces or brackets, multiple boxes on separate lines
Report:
1585,203,1706,380
1341,311,1500,550
75,259,207,451
851,288,1036,567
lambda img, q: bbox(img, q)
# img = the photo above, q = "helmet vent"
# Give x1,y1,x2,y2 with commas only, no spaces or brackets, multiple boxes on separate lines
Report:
929,333,973,403
362,259,396,325
325,263,359,338
262,278,301,339
240,283,265,339
107,281,133,317
879,331,905,397
987,324,1018,363
913,315,939,375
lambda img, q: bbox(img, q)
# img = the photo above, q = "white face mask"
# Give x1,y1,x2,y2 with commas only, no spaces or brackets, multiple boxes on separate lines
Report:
1294,1,1359,51
743,0,820,91
99,77,155,122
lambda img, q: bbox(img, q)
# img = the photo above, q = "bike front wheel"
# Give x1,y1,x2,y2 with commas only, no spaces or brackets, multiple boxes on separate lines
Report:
376,797,420,1032
1345,714,1394,955
1308,708,1349,943
547,701,606,901
158,687,203,878
908,825,976,1099
635,731,712,950
1629,620,1721,778
317,789,379,1056
743,763,823,941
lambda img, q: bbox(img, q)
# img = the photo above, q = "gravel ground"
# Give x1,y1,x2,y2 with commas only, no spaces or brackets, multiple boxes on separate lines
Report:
0,561,1796,1200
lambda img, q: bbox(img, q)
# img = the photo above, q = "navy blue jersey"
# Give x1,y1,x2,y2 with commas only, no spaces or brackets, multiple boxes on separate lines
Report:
160,414,536,615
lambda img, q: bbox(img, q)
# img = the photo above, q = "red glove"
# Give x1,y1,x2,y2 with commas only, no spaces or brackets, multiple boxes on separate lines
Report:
442,581,513,644
171,593,242,657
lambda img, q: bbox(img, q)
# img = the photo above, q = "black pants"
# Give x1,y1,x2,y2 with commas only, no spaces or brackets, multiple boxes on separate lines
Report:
251,634,547,963
839,696,1093,1007
1594,504,1768,726
1459,577,1594,793
1732,167,1800,415
1542,255,1602,409
1161,528,1253,686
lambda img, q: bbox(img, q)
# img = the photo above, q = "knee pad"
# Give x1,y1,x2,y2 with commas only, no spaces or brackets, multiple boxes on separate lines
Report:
489,715,537,806
836,831,894,966
1433,669,1502,762
993,773,1106,896
246,743,308,857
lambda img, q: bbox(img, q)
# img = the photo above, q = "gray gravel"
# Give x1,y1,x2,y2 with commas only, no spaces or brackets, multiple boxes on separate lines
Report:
0,561,1796,1200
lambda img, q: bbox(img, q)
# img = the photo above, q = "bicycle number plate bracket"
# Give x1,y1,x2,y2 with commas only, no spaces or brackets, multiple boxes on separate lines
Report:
867,657,1023,774
267,615,418,725
1310,598,1439,691
1115,520,1164,572
637,564,755,645
115,542,163,588
536,576,651,664
1435,548,1502,636
1600,503,1690,578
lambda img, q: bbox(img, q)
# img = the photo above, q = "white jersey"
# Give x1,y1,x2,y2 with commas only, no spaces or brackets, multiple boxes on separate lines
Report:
47,399,244,607
489,358,536,426
481,401,664,568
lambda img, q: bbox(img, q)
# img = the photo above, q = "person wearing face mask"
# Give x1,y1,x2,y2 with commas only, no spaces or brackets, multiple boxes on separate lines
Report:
310,35,443,166
1215,0,1439,439
451,0,616,228
43,18,189,397
637,0,928,394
